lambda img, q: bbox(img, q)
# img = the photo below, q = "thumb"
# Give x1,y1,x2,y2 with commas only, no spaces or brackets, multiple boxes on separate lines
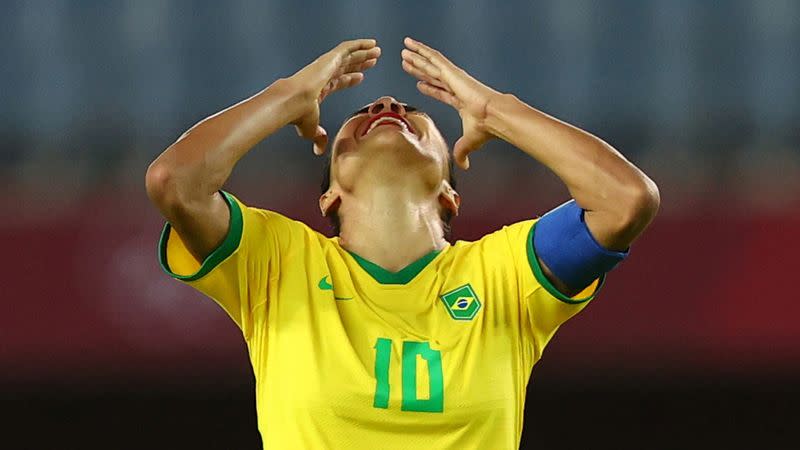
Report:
293,108,328,155
453,135,482,170
294,107,320,140
312,126,329,155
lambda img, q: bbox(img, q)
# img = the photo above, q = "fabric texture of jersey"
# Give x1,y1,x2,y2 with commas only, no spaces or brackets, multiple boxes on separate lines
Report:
158,192,601,450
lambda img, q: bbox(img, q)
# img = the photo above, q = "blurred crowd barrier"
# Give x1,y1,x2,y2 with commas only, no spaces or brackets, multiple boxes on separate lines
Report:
2,189,798,383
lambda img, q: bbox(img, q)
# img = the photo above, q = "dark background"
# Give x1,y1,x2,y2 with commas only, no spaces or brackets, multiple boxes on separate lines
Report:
2,1,798,448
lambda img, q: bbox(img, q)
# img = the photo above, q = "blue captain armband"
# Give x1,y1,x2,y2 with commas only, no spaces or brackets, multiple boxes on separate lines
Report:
533,200,629,291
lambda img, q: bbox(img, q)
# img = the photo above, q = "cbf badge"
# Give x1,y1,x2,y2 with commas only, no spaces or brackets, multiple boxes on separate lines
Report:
440,284,482,320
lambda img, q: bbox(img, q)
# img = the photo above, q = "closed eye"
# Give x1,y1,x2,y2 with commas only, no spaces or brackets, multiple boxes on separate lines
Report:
347,106,370,119
403,105,430,119
347,104,423,120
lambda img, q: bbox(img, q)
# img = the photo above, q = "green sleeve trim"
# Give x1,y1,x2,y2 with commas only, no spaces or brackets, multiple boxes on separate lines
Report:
158,191,244,282
526,221,604,305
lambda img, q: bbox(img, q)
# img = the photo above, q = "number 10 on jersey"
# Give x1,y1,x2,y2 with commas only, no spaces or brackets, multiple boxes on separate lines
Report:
373,337,444,413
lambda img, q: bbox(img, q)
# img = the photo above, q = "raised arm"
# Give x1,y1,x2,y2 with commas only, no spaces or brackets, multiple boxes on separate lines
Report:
483,94,660,250
401,37,659,294
146,39,380,262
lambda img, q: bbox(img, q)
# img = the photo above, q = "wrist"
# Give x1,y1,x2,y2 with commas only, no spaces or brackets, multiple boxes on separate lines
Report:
270,77,316,124
483,92,519,140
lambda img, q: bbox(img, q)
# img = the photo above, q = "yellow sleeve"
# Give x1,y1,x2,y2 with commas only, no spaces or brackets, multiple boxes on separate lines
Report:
498,219,603,359
157,191,304,338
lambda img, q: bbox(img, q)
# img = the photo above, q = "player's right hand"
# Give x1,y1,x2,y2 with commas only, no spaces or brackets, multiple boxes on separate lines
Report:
287,39,381,155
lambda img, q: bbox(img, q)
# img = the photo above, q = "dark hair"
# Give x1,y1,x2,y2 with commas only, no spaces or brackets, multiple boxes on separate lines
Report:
321,156,457,241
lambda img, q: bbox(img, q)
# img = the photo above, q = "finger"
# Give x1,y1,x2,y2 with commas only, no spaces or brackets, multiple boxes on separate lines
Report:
344,47,381,66
320,72,365,102
400,49,441,79
401,60,443,88
342,58,377,75
401,60,450,92
454,153,470,170
334,72,364,91
294,109,320,140
320,73,363,102
403,37,454,69
335,55,380,75
323,76,342,96
338,38,377,53
416,81,458,108
453,135,483,170
313,126,329,156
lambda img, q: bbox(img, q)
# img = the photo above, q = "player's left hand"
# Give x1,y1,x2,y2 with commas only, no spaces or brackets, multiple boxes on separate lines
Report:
402,37,501,169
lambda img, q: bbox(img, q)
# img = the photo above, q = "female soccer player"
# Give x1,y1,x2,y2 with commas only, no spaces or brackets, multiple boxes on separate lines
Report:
146,38,658,449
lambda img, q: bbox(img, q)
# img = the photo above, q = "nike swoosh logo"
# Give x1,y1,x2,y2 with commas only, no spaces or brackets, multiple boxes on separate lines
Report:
318,276,333,290
318,276,353,301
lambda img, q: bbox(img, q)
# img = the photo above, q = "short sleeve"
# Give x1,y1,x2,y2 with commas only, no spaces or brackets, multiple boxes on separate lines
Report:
499,220,603,358
157,191,304,337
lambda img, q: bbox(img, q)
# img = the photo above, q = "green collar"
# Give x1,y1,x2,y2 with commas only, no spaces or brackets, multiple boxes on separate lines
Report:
347,248,442,285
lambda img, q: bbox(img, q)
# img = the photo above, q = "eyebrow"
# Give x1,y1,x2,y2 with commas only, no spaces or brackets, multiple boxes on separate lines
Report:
347,103,419,119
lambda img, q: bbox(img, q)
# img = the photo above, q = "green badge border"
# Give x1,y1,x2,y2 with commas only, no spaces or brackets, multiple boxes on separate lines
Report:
439,283,482,321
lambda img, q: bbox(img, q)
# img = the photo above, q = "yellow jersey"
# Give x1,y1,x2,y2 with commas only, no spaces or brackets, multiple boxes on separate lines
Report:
158,192,600,449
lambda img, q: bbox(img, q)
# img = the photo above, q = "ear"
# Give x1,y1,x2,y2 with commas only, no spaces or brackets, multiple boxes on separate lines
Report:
438,180,461,217
319,188,342,217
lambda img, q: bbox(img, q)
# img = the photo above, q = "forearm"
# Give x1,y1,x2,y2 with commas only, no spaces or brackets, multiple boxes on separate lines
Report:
147,78,305,206
484,93,659,249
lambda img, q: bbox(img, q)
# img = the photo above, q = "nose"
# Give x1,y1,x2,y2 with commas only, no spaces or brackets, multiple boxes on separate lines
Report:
368,96,406,116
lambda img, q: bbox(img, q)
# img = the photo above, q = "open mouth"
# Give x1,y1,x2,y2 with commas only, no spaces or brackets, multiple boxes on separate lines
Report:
362,112,415,137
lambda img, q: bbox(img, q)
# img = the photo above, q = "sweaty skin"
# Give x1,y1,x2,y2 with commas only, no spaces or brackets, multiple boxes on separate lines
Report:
399,37,659,294
146,39,381,262
146,37,659,297
320,96,459,272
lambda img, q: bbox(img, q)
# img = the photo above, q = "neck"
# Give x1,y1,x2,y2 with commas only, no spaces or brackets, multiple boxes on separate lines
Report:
337,178,447,272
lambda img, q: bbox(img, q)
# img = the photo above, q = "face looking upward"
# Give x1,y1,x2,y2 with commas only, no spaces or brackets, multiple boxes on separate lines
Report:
331,96,450,185
320,96,460,223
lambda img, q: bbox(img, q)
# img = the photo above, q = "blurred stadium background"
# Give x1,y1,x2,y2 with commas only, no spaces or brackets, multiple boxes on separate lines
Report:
2,1,798,448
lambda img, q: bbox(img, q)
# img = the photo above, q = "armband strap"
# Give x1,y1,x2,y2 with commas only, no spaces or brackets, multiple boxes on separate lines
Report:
533,200,629,290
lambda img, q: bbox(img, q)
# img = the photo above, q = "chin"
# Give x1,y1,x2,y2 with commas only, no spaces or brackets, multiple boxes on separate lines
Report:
359,128,436,164
338,130,442,187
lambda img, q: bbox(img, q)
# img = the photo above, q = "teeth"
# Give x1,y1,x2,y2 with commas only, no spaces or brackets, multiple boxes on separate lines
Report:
366,117,409,134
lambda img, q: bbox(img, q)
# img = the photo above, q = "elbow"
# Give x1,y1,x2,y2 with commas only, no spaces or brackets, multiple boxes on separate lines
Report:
617,175,660,234
145,160,182,214
638,176,661,222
